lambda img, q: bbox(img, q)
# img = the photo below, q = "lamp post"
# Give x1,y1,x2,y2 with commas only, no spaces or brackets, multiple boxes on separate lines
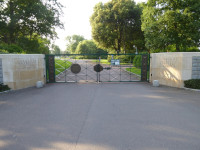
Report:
133,45,138,54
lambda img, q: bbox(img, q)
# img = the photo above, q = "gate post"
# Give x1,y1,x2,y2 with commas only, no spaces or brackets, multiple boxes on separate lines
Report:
46,55,55,83
141,55,148,81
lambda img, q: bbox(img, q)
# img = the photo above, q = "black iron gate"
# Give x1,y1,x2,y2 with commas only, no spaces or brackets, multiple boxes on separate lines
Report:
46,54,149,83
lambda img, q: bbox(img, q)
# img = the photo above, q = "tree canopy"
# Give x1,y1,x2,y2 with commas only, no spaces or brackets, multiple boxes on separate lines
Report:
90,0,145,54
0,36,50,54
0,0,63,54
141,0,200,52
0,0,63,44
51,44,61,54
65,35,85,53
76,40,107,56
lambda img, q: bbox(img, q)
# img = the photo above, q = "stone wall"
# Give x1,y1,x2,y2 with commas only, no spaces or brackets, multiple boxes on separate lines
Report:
150,52,200,88
0,58,3,84
0,54,45,90
192,56,200,79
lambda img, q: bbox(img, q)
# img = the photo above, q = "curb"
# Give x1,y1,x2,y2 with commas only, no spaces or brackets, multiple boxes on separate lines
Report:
184,87,200,92
0,90,12,94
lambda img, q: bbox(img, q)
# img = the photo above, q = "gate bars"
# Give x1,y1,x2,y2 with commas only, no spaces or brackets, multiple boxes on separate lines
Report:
45,53,150,83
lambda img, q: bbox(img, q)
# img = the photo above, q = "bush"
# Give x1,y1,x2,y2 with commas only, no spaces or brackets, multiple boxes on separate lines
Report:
184,79,200,89
107,55,134,63
0,83,10,92
0,43,24,53
0,49,9,54
133,55,142,68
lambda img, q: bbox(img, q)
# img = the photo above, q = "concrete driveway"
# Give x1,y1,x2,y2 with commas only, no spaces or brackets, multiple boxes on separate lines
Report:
0,83,200,150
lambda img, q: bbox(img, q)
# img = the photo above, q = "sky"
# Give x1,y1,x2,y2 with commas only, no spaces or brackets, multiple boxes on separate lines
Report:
54,0,147,51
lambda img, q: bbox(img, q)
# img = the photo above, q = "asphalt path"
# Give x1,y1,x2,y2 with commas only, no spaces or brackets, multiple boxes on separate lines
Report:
0,83,200,150
56,60,140,82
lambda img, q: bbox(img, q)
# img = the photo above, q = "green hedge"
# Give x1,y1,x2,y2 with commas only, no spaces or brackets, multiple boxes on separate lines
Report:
0,49,9,54
107,55,133,63
0,43,24,53
0,83,10,92
133,55,142,68
184,79,200,89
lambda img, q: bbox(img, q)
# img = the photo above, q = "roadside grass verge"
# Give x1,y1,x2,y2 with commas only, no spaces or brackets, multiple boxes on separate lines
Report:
55,59,72,75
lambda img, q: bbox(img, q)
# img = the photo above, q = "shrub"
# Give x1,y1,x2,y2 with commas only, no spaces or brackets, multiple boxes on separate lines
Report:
0,83,10,92
107,55,134,63
0,49,9,54
133,55,142,68
0,43,24,53
184,79,200,89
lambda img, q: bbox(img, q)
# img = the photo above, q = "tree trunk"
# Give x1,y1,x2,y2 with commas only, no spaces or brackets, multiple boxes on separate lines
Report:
174,23,180,52
8,1,16,44
176,44,180,52
117,39,121,54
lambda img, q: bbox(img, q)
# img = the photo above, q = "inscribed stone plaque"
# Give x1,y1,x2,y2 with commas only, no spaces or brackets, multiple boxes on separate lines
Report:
0,59,3,84
192,56,200,79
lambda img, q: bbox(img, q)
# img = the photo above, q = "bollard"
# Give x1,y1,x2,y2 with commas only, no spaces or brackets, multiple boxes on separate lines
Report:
36,81,44,88
153,80,159,87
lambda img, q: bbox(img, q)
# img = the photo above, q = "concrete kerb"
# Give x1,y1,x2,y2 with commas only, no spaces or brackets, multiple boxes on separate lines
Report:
150,83,200,92
0,89,12,94
184,87,200,92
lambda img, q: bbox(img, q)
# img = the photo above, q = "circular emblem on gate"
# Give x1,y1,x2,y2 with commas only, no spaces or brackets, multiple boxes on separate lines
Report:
94,64,103,72
71,64,81,74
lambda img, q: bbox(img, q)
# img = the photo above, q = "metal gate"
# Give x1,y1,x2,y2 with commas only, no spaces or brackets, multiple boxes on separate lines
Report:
45,54,149,83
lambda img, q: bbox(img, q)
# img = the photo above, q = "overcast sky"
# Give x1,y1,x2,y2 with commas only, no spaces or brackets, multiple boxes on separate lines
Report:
54,0,147,51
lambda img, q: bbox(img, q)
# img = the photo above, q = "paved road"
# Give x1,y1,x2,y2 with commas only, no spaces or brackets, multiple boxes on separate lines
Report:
56,60,140,82
0,83,200,150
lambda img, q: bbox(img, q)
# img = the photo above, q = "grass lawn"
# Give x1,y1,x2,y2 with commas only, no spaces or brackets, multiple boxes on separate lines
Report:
126,67,141,76
126,67,150,79
55,59,72,75
92,59,110,64
92,59,132,65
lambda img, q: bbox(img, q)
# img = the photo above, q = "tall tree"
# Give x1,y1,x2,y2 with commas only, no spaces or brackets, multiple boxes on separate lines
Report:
90,0,144,54
141,0,200,51
76,40,107,54
51,44,61,54
65,35,85,53
17,36,51,54
0,0,63,44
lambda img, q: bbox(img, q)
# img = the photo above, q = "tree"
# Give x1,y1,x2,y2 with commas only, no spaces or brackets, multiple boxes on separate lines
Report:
65,35,85,53
51,44,61,54
0,0,63,44
0,35,50,54
17,36,51,54
90,0,145,54
141,0,200,52
76,40,107,58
